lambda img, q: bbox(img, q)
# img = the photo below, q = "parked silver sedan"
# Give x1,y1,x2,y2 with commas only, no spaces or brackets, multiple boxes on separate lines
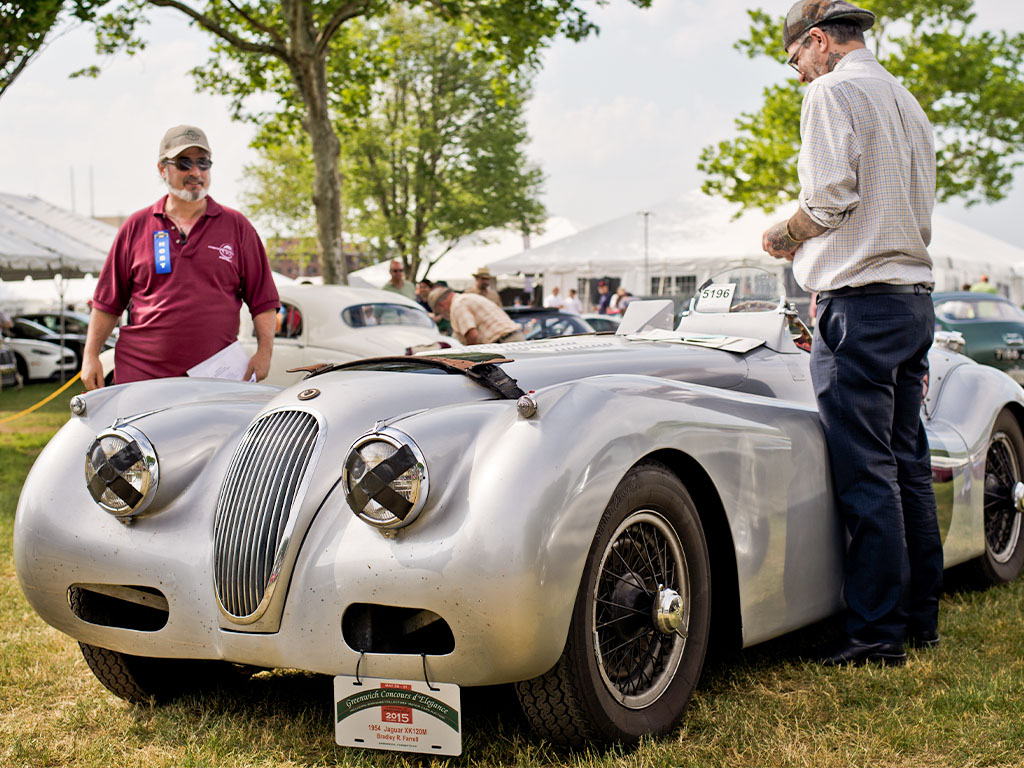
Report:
15,268,1024,755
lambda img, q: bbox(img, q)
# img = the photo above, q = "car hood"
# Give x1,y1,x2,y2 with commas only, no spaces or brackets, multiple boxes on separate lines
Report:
309,326,447,358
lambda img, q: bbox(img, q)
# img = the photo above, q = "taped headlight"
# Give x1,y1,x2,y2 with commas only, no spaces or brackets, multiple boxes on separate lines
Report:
343,427,428,529
84,425,159,518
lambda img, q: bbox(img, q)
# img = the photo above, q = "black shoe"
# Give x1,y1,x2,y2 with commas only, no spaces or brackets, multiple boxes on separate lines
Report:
821,638,907,667
908,629,940,649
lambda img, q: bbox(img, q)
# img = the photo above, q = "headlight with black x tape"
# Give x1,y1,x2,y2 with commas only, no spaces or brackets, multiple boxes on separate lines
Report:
343,427,428,531
84,425,159,520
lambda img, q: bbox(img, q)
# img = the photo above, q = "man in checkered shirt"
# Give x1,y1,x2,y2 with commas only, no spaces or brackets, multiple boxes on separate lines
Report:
427,287,525,345
762,0,943,668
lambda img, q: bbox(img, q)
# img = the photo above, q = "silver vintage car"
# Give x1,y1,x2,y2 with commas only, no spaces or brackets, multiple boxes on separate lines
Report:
14,268,1024,753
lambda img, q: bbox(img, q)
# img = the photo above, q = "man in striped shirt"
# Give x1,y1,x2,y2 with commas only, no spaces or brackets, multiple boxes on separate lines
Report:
427,287,525,345
762,0,943,668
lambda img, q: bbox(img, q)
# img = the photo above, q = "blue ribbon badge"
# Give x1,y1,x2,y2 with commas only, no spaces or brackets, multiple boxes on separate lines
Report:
154,230,171,274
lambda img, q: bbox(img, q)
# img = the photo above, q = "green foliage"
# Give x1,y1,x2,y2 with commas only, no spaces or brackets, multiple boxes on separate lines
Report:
19,0,650,283
0,0,102,96
243,8,547,279
700,0,1024,213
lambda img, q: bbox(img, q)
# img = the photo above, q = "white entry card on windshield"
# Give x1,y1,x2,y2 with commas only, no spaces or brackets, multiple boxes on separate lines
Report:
696,283,736,313
334,675,462,756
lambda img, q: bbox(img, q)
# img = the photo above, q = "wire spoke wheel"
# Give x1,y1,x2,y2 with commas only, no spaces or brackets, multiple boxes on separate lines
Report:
984,433,1023,564
593,511,687,709
515,461,710,746
974,411,1024,585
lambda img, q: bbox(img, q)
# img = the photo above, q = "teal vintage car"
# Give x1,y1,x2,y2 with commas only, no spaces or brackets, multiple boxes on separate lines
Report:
934,291,1024,384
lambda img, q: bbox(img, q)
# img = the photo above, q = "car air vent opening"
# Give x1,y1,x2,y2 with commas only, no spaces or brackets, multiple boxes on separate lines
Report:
342,604,455,655
68,584,169,631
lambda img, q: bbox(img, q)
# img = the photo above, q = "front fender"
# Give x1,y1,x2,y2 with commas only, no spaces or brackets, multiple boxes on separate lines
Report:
325,374,835,683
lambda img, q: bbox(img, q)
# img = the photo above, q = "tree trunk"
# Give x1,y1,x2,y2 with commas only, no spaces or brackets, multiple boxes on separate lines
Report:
284,2,347,284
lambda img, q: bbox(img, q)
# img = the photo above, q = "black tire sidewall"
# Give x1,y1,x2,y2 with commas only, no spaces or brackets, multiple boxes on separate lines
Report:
982,410,1024,583
567,462,711,743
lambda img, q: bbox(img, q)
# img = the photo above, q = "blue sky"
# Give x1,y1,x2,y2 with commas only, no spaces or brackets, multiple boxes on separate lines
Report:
1,0,1022,247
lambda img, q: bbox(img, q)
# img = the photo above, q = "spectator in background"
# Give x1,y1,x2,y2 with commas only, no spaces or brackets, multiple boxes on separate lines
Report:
81,124,279,389
563,288,584,315
415,277,451,335
595,281,612,314
544,286,564,309
969,274,999,294
415,279,434,313
382,259,416,300
428,287,525,345
465,267,502,307
611,287,635,314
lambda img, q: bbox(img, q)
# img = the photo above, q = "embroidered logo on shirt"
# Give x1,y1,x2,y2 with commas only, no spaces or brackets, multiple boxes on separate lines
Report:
208,243,235,262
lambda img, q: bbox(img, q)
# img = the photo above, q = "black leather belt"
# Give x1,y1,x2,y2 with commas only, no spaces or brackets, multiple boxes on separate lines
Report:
818,283,933,301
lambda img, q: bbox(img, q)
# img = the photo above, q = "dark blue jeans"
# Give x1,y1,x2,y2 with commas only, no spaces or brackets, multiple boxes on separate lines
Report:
811,292,944,644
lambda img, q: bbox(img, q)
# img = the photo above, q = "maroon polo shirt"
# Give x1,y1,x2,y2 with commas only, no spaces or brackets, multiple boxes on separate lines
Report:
92,195,279,383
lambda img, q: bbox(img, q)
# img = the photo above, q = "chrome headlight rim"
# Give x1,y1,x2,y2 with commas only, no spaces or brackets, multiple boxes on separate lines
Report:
343,427,428,530
85,424,159,518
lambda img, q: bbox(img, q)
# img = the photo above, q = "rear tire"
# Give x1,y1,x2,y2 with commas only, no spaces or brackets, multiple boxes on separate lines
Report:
973,411,1024,584
515,461,711,746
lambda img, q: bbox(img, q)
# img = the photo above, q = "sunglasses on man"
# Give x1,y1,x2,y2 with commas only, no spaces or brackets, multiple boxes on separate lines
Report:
162,156,213,172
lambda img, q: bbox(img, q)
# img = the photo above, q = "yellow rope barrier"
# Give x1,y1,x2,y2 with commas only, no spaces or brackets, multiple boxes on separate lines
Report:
0,372,82,425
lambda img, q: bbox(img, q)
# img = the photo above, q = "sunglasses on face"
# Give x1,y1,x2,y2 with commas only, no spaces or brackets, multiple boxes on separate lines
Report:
162,156,213,172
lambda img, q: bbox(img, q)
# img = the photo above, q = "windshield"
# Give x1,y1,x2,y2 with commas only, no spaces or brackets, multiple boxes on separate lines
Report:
689,267,785,315
341,303,435,329
935,297,1024,322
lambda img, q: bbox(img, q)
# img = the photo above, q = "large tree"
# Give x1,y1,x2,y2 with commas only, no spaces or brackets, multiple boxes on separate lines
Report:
70,0,651,283
0,1,101,98
698,0,1024,214
243,8,545,281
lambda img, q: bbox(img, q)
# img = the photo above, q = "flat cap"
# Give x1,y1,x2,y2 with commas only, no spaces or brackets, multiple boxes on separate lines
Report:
427,286,452,312
782,0,874,50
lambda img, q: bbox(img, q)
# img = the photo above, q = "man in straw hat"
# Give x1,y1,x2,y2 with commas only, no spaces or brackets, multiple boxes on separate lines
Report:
465,266,502,307
761,1,942,667
427,287,524,345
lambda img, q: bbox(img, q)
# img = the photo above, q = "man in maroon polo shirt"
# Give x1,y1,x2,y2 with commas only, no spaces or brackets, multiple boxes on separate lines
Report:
81,125,279,389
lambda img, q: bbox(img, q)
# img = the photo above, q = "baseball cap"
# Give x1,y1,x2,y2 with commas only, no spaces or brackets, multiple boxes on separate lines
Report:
782,0,875,50
158,125,212,160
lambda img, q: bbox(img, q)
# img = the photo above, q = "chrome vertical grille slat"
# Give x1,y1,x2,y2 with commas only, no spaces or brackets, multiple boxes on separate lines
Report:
214,408,320,621
243,412,306,614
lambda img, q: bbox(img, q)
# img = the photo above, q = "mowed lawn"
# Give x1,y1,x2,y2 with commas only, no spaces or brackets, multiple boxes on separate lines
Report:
2,382,1024,768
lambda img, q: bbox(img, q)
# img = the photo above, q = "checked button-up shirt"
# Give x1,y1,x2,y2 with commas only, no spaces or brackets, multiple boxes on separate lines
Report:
793,48,937,293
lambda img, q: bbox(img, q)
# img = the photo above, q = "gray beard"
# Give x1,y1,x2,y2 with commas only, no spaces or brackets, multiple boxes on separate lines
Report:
164,178,208,203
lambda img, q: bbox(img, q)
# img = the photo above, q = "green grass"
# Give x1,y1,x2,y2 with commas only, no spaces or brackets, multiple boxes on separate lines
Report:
3,384,1024,767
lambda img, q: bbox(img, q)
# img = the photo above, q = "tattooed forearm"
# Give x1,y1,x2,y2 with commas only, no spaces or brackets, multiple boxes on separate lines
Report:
786,207,829,241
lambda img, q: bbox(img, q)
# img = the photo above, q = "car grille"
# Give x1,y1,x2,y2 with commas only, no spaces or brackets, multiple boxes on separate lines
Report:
213,409,319,621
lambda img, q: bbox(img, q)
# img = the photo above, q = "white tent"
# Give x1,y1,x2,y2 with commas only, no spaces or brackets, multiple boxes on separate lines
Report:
488,191,1024,306
0,193,115,277
349,217,577,291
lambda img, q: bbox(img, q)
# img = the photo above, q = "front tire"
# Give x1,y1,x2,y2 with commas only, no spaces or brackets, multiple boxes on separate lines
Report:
973,410,1024,584
515,461,711,746
69,587,248,703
